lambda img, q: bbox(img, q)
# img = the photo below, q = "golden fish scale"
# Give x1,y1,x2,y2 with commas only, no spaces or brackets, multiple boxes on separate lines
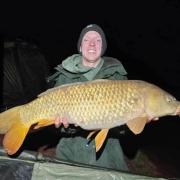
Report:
20,80,145,129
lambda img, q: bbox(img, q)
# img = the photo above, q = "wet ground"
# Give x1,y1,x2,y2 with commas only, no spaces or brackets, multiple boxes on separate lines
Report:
21,122,180,179
33,141,180,179
36,144,180,179
122,119,180,179
125,146,180,179
0,119,180,179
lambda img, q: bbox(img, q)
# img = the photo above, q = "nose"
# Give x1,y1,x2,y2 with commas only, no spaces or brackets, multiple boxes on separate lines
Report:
89,39,95,46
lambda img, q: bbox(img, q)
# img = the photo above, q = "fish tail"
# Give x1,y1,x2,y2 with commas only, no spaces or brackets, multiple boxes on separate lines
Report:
0,106,22,134
0,106,30,155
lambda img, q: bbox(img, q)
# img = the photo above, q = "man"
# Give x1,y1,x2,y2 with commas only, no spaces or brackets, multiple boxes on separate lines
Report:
47,24,129,171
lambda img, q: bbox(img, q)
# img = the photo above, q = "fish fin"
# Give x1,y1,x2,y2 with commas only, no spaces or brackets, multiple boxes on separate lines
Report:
89,79,110,83
38,79,110,97
126,116,148,135
87,130,98,140
3,119,30,155
33,119,54,129
0,106,23,134
38,82,83,97
95,129,109,152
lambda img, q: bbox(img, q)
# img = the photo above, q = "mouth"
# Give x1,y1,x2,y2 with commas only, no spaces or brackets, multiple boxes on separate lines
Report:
88,49,96,53
175,105,180,116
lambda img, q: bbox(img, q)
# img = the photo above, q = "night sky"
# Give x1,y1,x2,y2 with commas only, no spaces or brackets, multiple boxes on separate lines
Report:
2,1,180,95
1,0,180,162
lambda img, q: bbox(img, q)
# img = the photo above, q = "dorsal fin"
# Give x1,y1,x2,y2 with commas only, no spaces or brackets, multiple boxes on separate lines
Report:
38,82,83,97
89,79,109,83
38,79,110,97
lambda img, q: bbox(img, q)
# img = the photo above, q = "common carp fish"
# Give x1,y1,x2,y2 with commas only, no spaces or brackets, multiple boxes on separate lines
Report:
0,79,180,155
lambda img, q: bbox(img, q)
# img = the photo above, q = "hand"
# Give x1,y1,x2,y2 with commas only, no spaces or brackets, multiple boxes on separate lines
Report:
146,117,159,124
54,115,69,128
54,115,81,134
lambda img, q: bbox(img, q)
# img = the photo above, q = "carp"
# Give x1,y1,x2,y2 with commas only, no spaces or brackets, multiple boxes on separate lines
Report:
0,79,179,155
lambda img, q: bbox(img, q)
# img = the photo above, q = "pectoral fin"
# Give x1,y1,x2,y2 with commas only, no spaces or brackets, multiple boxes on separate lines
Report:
126,116,148,135
87,130,98,140
3,120,30,155
33,119,54,129
95,129,109,152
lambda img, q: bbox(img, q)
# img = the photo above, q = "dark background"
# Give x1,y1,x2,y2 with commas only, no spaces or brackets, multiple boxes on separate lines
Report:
1,0,180,171
2,1,180,94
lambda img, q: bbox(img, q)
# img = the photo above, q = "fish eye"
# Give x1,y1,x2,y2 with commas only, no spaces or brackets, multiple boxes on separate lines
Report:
166,96,176,103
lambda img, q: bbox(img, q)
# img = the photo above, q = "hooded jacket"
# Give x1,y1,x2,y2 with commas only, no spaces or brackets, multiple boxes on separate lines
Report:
47,54,127,87
47,54,129,171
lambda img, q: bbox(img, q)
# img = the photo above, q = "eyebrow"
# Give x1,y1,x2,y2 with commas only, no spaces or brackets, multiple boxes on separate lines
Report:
83,36,102,40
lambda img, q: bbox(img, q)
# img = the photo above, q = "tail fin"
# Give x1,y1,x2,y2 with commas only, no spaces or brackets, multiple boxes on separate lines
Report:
0,106,22,134
0,106,30,155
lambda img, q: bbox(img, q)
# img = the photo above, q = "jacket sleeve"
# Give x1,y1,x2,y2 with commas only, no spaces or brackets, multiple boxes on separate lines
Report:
54,74,68,87
100,57,128,80
46,65,70,88
108,72,128,80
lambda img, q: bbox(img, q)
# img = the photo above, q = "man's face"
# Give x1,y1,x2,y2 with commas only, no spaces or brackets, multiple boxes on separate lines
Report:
80,31,102,63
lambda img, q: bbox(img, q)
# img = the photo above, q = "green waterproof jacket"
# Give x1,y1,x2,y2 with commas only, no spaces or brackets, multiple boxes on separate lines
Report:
47,54,127,86
47,54,129,171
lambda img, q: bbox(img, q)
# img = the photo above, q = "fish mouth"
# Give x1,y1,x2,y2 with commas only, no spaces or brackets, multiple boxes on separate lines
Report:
175,105,180,116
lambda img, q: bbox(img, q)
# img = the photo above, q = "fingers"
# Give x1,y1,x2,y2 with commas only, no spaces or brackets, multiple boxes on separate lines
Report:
62,117,69,128
54,114,69,128
146,117,159,124
55,116,61,128
146,118,152,124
